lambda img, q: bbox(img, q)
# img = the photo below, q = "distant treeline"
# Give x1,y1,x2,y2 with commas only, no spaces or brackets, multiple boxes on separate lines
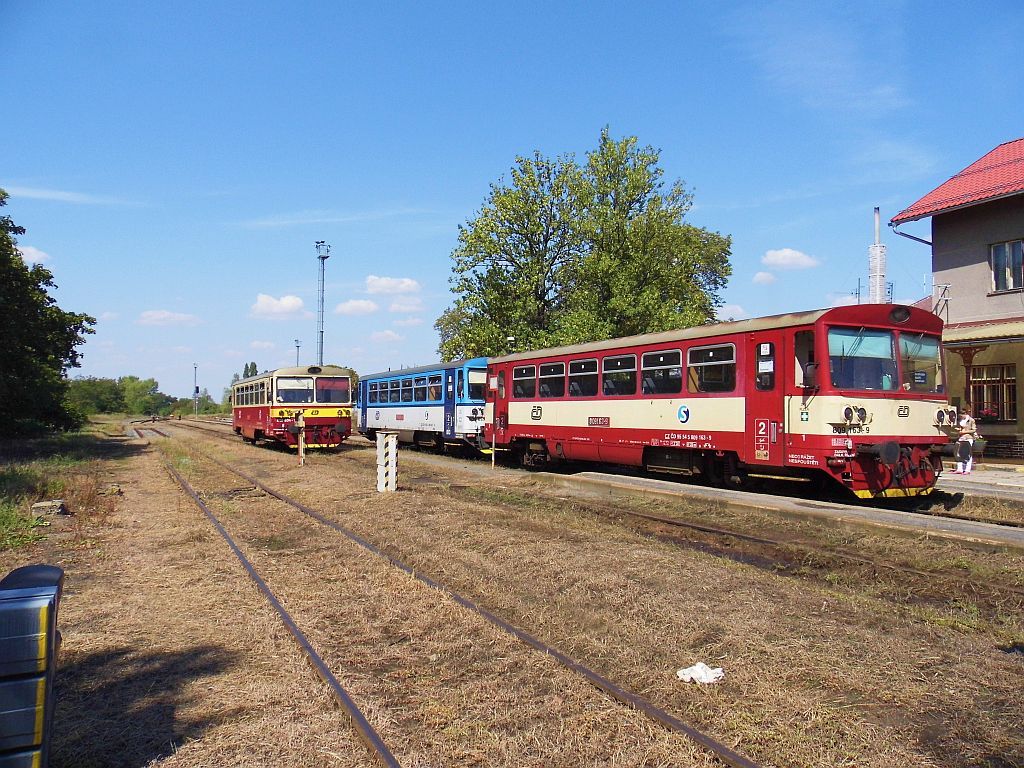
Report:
66,376,225,417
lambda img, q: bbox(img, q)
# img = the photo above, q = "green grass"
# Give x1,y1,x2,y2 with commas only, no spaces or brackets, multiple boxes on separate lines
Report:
0,500,46,549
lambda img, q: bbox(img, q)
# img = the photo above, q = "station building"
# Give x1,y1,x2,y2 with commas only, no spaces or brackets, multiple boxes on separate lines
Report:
892,137,1024,457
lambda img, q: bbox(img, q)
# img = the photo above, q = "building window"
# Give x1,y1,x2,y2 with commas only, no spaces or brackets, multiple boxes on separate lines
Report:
991,240,1024,292
970,364,1017,423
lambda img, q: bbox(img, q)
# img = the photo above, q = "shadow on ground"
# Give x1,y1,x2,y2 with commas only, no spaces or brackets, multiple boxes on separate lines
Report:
0,433,148,464
51,644,241,768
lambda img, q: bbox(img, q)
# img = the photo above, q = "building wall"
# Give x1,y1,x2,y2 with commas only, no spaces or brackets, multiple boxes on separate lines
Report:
932,196,1024,324
945,342,1024,456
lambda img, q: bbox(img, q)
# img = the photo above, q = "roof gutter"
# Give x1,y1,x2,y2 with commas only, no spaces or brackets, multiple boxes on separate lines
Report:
889,220,932,247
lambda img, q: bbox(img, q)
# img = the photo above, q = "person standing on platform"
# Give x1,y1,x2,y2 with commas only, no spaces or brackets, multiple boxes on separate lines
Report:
954,404,978,474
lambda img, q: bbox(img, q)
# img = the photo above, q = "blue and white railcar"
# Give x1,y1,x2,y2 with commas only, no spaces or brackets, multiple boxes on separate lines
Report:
357,357,489,450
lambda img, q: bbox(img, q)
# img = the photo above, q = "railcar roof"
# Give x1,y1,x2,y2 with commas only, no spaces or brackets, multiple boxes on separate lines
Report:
360,357,487,381
490,304,934,364
234,364,355,385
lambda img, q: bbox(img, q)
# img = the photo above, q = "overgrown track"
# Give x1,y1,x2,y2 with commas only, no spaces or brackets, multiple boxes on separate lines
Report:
173,445,763,768
166,461,401,768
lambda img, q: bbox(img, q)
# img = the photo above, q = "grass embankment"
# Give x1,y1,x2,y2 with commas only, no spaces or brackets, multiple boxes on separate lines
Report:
0,424,128,552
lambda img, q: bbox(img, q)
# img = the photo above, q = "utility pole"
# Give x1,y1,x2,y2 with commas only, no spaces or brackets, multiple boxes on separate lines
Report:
294,339,301,366
193,363,198,417
315,241,331,366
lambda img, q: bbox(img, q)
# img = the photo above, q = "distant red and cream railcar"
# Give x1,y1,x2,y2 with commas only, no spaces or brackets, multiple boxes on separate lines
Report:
484,305,956,498
232,365,354,449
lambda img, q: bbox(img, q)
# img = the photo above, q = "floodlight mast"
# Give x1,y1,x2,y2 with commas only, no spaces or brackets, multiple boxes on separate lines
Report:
315,241,331,366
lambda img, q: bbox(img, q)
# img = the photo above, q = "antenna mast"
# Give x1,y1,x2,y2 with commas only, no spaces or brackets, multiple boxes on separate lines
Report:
315,241,331,366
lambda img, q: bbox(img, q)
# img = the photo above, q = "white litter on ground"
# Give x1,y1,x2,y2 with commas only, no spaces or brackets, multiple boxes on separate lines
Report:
676,662,725,684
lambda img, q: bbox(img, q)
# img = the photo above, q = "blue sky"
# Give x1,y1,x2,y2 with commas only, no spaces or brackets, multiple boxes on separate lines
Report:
3,1,1023,398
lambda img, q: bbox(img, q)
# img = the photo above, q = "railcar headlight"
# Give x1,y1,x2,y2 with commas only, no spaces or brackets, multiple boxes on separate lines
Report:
856,407,867,423
947,409,957,423
935,409,946,424
843,405,854,422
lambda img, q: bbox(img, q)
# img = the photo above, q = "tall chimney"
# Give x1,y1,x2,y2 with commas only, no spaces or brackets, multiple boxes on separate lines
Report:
868,206,887,303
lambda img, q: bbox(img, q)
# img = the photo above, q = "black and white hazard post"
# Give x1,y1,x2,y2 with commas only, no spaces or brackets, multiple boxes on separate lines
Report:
376,430,398,492
296,410,306,467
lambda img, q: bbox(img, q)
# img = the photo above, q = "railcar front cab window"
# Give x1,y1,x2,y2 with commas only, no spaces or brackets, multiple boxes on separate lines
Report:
828,327,943,393
468,369,488,400
315,376,350,403
276,376,314,404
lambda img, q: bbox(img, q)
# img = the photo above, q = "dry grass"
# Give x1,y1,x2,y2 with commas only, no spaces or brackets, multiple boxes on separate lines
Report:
5,424,1022,767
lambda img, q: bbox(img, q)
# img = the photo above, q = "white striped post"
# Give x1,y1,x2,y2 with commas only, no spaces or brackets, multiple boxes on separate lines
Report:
376,431,398,492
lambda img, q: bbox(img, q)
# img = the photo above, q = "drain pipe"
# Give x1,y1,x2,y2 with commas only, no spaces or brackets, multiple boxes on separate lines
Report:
889,220,932,247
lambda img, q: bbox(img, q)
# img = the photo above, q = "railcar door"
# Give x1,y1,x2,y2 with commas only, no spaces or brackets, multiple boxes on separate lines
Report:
744,331,786,466
443,369,457,439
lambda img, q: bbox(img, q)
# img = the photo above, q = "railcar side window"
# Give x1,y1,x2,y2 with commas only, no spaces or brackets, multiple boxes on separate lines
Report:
414,376,427,402
276,376,315,403
641,350,682,395
602,355,636,396
401,378,414,402
794,331,816,388
568,359,599,397
687,345,736,393
427,375,442,401
389,380,401,403
539,362,565,398
468,369,487,400
458,370,465,399
755,342,775,391
512,365,537,398
368,382,378,404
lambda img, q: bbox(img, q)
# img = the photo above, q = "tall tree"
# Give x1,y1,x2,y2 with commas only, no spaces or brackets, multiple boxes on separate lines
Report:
435,132,731,359
436,151,587,359
572,130,731,338
0,189,95,435
65,377,125,415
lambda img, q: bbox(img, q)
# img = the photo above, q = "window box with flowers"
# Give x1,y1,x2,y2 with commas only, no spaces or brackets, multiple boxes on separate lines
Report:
976,407,1001,424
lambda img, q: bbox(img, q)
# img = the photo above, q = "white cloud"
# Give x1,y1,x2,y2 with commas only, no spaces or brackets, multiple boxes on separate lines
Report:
99,311,119,321
250,293,307,319
250,340,275,349
762,248,820,270
752,271,777,285
237,206,428,229
366,275,420,295
370,330,403,343
4,185,136,205
827,293,860,307
718,304,747,320
138,310,201,326
18,246,49,264
389,296,424,313
393,317,424,327
335,299,379,316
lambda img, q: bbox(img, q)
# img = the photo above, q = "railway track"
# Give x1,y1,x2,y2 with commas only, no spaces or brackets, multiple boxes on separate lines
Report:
165,443,763,768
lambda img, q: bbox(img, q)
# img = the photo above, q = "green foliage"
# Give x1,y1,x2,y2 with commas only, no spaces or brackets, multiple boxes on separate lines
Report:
243,362,258,378
435,130,732,359
65,377,126,415
0,189,95,435
118,376,173,415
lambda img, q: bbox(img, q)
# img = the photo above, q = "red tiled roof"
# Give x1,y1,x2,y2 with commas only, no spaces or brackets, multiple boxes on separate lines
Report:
891,137,1024,224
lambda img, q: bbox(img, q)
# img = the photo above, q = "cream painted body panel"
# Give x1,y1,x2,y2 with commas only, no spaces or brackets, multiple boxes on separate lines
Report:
785,394,956,441
506,397,745,432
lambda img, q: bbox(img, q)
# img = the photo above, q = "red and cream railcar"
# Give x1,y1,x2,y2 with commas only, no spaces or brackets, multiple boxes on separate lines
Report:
484,305,956,498
232,365,354,448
